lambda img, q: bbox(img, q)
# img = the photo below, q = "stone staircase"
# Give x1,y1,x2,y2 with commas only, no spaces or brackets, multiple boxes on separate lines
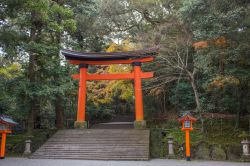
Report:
31,129,150,160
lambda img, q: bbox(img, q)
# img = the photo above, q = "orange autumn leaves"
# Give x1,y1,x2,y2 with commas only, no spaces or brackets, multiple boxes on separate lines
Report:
207,75,240,91
193,37,227,49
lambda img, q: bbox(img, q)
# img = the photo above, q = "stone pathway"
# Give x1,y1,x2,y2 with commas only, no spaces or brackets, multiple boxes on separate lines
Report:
1,158,249,166
91,114,134,129
91,122,134,129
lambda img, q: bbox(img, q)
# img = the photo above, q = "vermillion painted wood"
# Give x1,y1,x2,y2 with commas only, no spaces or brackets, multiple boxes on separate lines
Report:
71,72,153,80
133,66,144,121
69,57,154,65
0,130,11,159
77,67,87,122
185,131,190,158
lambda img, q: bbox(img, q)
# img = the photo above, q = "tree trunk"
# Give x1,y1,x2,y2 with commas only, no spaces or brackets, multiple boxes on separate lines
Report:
235,109,241,129
27,101,37,135
186,70,204,132
54,0,64,129
163,89,166,113
27,19,38,135
235,87,242,129
55,95,64,129
190,79,201,111
249,113,250,134
186,71,201,110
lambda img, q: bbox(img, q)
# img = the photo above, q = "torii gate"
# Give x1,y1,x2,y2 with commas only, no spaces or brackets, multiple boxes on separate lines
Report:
61,48,158,129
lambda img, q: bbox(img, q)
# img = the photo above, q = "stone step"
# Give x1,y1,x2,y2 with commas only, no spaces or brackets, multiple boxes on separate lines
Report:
52,134,149,137
33,152,148,155
32,155,148,158
51,134,149,137
33,153,149,156
54,129,149,134
31,156,148,159
33,150,148,153
39,144,148,147
30,156,148,160
34,150,148,154
35,147,148,150
31,155,149,160
37,147,147,150
42,143,148,146
44,141,148,144
48,138,148,141
32,152,148,156
37,146,147,150
34,150,148,153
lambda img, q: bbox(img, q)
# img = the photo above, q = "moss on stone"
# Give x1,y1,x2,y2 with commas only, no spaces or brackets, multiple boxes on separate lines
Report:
211,145,227,160
3,129,56,156
194,142,211,160
150,128,164,158
74,121,88,129
134,120,146,129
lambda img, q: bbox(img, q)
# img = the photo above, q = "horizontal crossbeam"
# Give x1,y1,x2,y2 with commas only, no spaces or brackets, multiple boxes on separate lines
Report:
69,57,154,65
71,72,153,81
0,130,11,134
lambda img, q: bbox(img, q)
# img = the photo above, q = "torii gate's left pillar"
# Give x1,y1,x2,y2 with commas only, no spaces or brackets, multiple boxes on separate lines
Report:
74,64,88,129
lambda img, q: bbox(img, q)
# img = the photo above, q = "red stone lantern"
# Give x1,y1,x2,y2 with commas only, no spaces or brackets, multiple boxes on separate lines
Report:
178,113,197,161
0,115,18,159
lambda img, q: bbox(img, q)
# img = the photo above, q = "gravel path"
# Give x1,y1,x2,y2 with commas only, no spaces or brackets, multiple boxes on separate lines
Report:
1,158,249,166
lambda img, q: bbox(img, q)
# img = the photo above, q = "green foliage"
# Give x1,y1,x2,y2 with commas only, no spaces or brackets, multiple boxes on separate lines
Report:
89,109,114,123
0,0,249,134
87,41,135,106
170,82,196,110
148,118,245,158
183,0,250,114
0,0,78,130
0,63,22,79
3,129,56,155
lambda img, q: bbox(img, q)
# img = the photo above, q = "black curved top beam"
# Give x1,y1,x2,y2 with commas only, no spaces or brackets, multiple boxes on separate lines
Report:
60,47,159,61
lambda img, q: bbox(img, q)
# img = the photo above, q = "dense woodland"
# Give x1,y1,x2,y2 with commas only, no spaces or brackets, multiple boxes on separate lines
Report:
0,0,250,138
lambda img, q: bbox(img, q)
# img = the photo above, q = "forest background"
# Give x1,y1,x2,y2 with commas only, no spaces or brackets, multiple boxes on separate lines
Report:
0,0,250,158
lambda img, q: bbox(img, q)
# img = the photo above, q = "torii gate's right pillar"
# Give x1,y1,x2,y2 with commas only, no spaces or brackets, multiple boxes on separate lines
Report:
133,62,146,129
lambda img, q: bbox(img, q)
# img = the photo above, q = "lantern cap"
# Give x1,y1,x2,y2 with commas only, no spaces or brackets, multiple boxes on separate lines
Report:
241,140,249,144
178,112,197,122
0,115,18,126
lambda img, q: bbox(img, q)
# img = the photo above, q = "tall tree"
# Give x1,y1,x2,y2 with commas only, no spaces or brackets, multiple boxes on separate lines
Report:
180,0,250,128
1,0,76,132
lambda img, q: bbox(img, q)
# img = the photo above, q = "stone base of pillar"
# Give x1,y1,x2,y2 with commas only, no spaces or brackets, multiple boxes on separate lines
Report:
167,154,176,159
241,155,250,162
23,152,31,156
74,121,88,129
134,120,146,129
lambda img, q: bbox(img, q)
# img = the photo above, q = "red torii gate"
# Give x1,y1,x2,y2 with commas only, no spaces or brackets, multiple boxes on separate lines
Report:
61,48,158,129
